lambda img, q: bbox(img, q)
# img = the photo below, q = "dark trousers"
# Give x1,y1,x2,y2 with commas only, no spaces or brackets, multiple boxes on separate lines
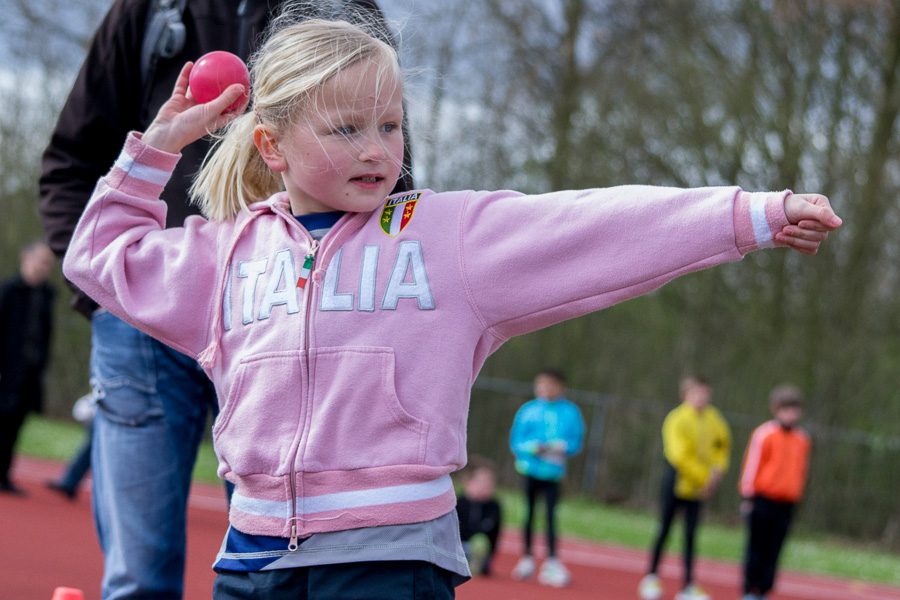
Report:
213,560,455,600
0,404,28,485
649,464,702,587
0,369,40,486
522,475,560,557
744,496,795,595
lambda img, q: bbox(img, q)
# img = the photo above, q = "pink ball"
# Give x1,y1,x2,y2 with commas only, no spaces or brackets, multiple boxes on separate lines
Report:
189,51,250,111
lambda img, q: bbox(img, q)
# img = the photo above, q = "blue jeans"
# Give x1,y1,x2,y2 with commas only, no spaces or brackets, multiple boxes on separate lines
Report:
90,311,222,600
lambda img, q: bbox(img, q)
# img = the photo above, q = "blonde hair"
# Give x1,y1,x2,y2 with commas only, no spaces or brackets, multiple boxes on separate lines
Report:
191,17,402,222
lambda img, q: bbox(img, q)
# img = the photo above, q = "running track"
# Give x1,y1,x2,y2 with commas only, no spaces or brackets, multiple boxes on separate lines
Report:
3,457,899,600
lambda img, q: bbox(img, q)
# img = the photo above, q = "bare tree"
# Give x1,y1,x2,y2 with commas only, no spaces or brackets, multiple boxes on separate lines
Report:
0,0,108,265
0,0,110,414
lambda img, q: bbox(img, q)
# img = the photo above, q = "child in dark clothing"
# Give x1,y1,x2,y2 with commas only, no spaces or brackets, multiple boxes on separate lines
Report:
455,456,502,576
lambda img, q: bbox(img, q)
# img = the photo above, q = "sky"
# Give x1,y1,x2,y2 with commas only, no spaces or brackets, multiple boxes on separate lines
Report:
0,0,419,77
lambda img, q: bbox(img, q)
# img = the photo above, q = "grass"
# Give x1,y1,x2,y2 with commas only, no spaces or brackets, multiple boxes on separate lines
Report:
20,416,900,586
19,415,223,485
496,491,900,585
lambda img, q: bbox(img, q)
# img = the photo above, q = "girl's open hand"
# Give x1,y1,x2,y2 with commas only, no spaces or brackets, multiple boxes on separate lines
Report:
777,193,842,255
142,62,250,154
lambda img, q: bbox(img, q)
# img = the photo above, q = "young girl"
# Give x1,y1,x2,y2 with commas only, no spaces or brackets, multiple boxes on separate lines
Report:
63,12,841,600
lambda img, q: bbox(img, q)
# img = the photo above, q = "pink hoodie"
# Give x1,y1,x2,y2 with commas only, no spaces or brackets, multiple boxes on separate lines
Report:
64,133,789,543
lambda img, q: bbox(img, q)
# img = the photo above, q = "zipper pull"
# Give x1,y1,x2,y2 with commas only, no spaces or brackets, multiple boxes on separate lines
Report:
296,241,319,289
288,523,299,551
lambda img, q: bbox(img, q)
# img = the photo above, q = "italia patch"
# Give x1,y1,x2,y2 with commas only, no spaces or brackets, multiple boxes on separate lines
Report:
379,192,421,237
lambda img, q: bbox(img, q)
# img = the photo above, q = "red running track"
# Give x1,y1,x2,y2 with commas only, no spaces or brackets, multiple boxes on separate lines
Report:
3,456,899,600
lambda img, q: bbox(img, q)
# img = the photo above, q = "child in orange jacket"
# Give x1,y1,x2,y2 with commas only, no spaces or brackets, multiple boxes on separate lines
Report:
739,384,812,600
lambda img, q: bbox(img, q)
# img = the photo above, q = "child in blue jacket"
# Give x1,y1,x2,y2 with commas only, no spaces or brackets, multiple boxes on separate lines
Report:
509,368,585,587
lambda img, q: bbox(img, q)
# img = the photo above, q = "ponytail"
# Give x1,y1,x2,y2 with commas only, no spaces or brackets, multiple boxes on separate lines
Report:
190,112,283,222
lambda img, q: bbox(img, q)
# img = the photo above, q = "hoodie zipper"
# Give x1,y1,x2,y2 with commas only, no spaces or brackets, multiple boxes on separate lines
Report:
274,206,370,551
289,235,318,552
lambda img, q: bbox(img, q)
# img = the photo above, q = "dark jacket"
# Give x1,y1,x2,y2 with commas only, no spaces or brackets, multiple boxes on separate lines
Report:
0,275,55,413
39,0,410,318
456,494,501,572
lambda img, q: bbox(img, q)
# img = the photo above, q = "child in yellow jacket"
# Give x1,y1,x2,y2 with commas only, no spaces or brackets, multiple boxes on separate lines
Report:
639,376,731,600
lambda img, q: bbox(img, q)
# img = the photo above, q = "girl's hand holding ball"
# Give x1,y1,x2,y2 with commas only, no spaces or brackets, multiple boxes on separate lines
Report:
143,53,251,155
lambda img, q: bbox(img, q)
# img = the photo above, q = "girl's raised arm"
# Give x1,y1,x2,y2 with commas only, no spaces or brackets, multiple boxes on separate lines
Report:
63,132,227,360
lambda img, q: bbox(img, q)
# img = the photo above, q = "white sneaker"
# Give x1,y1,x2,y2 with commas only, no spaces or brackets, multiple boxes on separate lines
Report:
538,557,571,587
511,555,536,580
675,584,711,600
638,574,663,600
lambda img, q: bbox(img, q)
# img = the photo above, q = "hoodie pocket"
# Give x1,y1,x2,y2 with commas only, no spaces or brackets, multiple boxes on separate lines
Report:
302,346,429,472
212,351,304,477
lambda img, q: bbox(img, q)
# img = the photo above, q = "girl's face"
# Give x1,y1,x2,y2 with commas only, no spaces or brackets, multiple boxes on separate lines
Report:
258,59,405,216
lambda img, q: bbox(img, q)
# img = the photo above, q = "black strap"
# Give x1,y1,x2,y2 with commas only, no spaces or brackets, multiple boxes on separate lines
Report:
139,0,187,121
141,0,188,86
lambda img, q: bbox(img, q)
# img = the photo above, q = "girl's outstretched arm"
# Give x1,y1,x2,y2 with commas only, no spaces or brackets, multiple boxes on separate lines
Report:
142,63,249,155
776,193,842,255
456,185,832,342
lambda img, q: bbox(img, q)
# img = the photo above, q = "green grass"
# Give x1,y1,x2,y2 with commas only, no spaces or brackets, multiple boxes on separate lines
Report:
496,490,900,585
20,416,900,586
19,415,223,484
18,416,91,462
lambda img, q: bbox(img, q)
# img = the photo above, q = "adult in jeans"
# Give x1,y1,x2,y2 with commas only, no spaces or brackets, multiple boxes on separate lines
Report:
38,1,409,597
